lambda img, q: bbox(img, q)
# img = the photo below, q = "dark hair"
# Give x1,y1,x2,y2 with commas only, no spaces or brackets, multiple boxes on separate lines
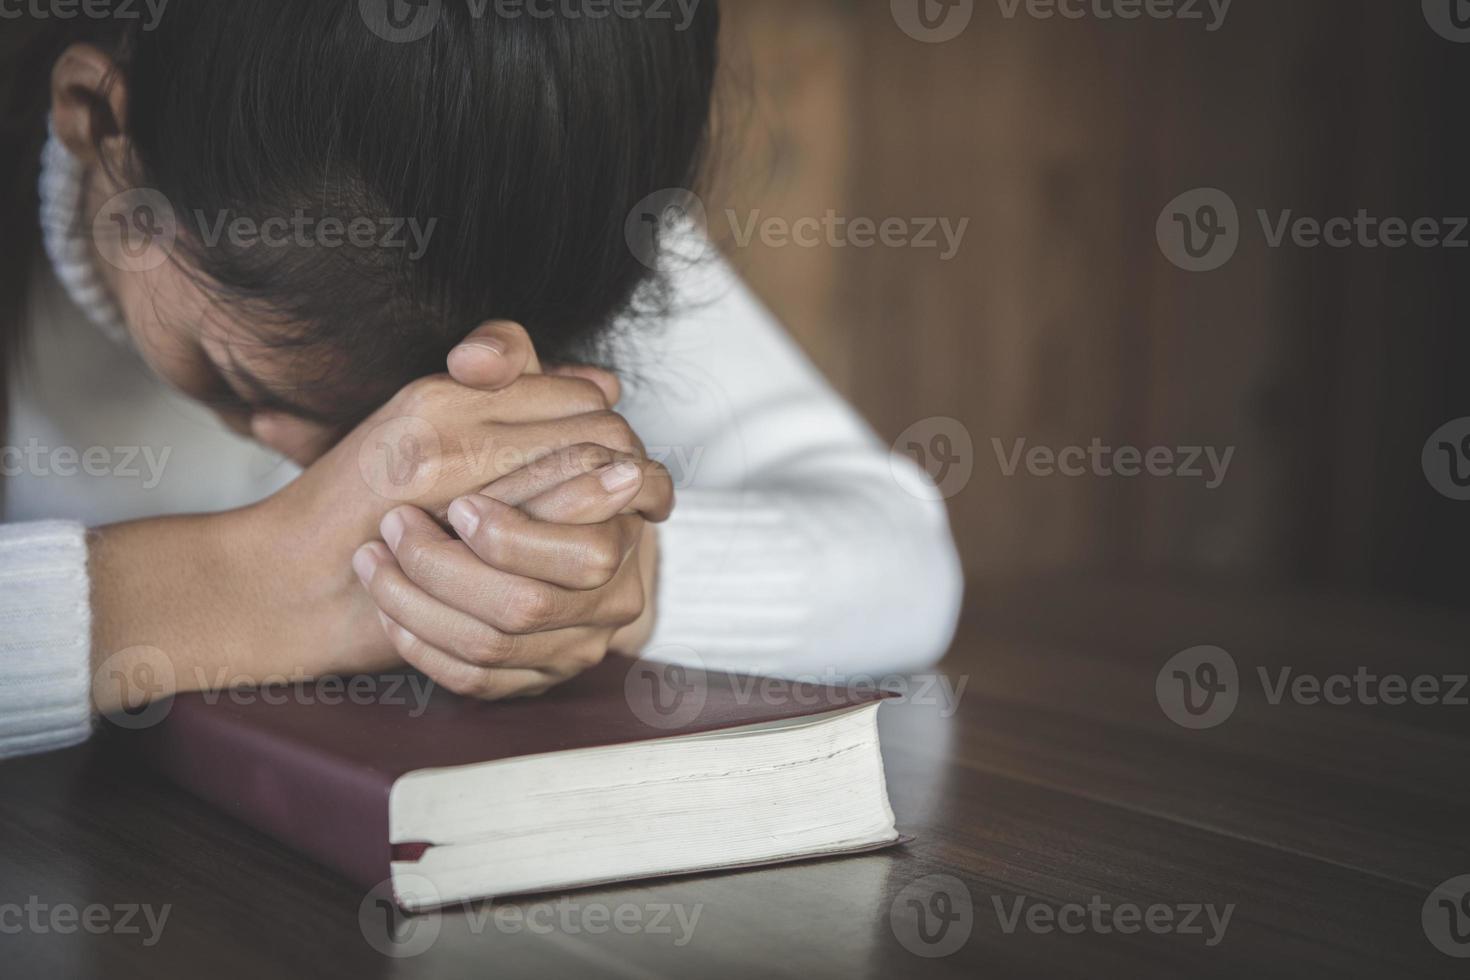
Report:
0,0,720,430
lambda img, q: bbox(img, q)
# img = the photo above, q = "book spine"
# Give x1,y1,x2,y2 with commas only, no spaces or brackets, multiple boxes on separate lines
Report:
117,696,394,893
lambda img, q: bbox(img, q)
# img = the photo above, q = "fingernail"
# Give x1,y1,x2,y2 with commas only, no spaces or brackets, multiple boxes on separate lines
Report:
448,341,505,373
353,544,380,584
465,338,506,356
380,510,406,551
449,497,482,539
600,462,642,493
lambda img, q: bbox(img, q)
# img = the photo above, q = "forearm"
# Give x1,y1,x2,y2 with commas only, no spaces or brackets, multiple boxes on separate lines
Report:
88,506,392,712
647,469,963,679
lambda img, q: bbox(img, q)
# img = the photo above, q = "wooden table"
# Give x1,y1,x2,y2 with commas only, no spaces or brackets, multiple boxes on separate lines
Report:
3,576,1467,978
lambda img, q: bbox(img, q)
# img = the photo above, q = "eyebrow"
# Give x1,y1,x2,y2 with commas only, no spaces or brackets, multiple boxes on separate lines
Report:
222,360,338,426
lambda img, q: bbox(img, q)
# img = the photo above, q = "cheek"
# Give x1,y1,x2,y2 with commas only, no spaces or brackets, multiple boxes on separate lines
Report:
108,261,220,400
83,169,234,404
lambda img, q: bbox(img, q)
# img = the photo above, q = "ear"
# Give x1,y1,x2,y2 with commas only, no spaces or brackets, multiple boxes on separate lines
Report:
50,44,129,166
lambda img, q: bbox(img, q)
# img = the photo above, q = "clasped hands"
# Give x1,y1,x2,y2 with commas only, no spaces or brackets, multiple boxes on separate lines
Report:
256,321,671,701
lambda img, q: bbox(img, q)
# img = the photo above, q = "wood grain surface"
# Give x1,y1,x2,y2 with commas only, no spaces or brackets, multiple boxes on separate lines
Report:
3,577,1465,978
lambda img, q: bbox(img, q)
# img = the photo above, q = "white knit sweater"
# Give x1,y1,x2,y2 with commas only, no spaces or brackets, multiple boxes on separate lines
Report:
0,139,964,760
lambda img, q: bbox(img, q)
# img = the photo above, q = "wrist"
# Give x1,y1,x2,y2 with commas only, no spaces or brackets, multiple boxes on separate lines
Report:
239,486,397,677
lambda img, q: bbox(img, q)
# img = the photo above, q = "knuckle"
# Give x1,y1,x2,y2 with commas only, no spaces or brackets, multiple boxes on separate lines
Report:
491,320,529,346
643,460,675,499
549,643,606,681
591,412,640,453
502,679,551,701
520,443,557,470
523,446,571,484
541,443,613,486
503,583,559,633
603,576,646,628
476,673,528,702
467,678,500,701
471,515,516,566
395,537,442,586
435,669,482,700
578,538,624,588
571,443,616,473
405,541,468,597
577,643,610,670
371,571,415,618
463,630,518,668
395,374,453,415
396,629,433,665
620,577,648,624
569,379,611,413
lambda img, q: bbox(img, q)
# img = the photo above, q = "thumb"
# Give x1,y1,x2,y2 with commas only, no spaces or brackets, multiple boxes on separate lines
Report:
445,320,543,390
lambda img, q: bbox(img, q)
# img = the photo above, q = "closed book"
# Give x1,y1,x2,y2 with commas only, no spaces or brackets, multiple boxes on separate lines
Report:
117,656,902,911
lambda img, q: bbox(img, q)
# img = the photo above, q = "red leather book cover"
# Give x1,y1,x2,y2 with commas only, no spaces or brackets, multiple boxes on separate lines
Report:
115,656,895,894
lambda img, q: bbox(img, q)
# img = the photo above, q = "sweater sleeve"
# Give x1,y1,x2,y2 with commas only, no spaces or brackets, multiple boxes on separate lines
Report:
622,251,965,680
0,521,94,760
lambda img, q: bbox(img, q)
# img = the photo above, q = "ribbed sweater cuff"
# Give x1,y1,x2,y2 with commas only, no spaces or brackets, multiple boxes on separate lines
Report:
0,521,94,760
646,491,814,674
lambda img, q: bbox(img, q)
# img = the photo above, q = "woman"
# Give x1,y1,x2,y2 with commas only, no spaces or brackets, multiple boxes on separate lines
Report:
0,1,962,760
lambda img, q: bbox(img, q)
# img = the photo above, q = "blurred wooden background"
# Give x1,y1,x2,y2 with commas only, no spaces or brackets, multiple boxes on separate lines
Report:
711,0,1470,605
